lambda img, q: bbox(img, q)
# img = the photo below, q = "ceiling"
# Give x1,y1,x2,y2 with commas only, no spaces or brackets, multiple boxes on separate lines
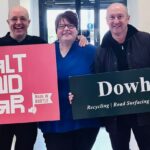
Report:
44,0,94,5
43,0,126,8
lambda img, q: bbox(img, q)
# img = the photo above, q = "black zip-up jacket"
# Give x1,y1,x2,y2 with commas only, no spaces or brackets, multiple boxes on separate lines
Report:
95,24,150,126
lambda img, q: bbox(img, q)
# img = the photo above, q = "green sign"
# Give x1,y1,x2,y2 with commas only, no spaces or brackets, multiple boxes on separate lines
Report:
69,68,150,119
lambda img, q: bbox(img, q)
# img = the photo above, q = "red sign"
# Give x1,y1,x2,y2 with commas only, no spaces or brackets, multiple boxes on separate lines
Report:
0,44,60,124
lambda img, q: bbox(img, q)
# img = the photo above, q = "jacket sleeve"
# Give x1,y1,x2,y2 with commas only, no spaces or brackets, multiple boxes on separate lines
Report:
94,46,105,73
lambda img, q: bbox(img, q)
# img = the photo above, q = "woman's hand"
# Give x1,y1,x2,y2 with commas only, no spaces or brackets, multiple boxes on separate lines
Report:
68,92,74,104
77,35,88,47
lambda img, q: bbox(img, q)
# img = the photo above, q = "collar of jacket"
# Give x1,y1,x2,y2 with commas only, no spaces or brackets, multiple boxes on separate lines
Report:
101,24,138,48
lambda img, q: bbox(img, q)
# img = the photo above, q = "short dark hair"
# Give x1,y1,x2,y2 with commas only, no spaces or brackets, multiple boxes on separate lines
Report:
55,11,79,32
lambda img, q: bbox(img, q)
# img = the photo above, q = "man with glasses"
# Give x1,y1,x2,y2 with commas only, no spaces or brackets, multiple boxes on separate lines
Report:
95,3,150,150
0,6,46,150
0,6,87,150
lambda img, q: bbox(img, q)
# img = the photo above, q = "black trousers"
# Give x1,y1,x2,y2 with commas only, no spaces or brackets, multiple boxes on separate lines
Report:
43,128,100,150
0,123,37,150
105,115,150,150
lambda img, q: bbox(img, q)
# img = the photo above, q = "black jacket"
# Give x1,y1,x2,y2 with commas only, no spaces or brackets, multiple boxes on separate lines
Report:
0,32,46,46
95,24,150,126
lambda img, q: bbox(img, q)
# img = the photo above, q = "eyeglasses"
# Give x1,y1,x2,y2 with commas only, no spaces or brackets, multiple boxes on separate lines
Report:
9,17,29,22
58,24,75,30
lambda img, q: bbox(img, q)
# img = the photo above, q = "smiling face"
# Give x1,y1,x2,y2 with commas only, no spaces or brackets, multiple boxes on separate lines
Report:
106,3,130,37
56,18,78,43
7,6,30,41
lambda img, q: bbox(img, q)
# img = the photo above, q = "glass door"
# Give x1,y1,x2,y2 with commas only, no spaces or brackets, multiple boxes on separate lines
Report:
80,9,94,44
40,0,126,45
47,9,108,45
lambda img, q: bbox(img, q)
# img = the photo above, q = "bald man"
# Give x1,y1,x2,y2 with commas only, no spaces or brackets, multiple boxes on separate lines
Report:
95,3,150,150
0,6,46,150
0,6,88,150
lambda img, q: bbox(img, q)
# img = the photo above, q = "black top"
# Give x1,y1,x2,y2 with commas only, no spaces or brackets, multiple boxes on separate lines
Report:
101,25,138,71
0,32,46,46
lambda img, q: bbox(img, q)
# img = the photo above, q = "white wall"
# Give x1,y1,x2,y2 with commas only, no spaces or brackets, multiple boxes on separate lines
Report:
128,0,150,33
0,0,9,37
